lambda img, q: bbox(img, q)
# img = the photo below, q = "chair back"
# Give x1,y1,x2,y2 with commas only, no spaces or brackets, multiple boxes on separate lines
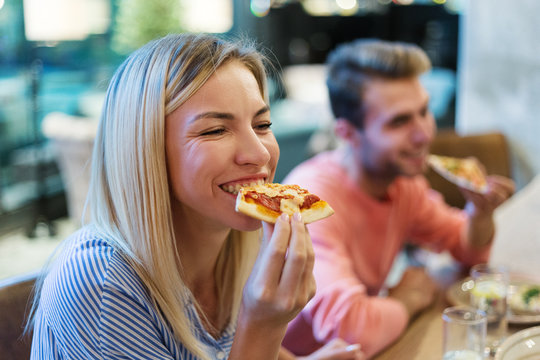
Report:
0,272,38,360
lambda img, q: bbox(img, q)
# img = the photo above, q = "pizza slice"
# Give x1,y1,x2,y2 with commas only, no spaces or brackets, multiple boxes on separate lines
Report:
428,154,488,193
235,183,334,224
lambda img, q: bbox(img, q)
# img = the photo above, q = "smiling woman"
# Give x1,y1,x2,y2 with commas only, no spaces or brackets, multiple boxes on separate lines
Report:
24,33,363,360
165,59,279,232
25,33,301,360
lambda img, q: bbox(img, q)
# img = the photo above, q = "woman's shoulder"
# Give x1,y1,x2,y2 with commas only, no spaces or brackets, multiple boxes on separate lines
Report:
66,225,115,254
42,226,145,310
59,225,122,276
33,228,174,357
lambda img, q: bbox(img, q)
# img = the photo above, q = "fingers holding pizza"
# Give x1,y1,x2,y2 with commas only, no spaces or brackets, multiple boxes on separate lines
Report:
428,154,515,215
237,183,329,325
485,175,516,204
462,175,515,216
240,198,317,329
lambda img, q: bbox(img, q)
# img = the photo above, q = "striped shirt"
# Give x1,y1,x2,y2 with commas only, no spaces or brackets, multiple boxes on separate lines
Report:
31,226,234,359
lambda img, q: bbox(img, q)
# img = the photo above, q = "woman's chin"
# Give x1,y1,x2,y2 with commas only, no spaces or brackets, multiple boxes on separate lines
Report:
231,215,263,232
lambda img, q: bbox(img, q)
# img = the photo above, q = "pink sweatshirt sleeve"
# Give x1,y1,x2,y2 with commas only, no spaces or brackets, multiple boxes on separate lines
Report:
406,178,492,266
302,225,409,358
305,273,409,358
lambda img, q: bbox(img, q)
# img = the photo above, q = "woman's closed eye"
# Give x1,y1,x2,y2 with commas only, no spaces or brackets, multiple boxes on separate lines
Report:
198,121,271,137
200,127,226,136
254,122,272,132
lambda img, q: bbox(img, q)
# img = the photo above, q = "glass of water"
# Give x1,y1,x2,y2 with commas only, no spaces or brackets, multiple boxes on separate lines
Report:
469,263,509,356
442,306,487,360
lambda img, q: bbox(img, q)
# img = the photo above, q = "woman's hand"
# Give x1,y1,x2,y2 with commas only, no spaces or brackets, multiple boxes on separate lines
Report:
297,339,365,360
244,211,316,325
230,212,316,359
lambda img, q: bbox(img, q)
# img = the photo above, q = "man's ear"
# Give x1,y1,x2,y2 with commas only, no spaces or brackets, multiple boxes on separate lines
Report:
334,118,360,145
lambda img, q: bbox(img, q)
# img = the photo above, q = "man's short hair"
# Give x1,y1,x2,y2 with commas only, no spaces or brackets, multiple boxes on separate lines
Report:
326,39,432,128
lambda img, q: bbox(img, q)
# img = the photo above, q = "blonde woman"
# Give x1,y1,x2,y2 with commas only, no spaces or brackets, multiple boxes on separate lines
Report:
28,33,364,360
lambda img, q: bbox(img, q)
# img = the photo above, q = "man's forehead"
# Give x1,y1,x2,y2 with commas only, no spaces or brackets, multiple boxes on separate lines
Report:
363,77,429,117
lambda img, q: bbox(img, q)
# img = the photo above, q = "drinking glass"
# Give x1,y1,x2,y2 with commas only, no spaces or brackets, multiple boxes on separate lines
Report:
442,306,487,360
469,263,509,356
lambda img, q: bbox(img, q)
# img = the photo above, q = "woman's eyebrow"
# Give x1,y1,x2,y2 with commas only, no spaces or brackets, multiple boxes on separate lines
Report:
255,105,270,117
189,111,234,124
189,105,270,124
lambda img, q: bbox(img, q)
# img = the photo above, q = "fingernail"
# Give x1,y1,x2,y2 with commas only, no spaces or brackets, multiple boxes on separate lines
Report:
346,344,361,352
293,212,302,222
280,213,289,222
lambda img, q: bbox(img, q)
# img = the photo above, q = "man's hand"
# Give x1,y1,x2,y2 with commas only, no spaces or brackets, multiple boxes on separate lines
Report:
462,175,515,218
388,267,438,319
462,174,515,247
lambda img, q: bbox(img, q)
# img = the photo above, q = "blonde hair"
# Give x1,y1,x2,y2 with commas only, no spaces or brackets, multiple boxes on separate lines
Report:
33,33,269,359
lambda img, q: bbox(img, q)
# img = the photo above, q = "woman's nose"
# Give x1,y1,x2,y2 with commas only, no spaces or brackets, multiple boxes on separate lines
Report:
235,129,272,166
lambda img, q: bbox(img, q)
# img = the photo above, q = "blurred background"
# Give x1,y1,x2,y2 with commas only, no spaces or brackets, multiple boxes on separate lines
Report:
0,0,539,278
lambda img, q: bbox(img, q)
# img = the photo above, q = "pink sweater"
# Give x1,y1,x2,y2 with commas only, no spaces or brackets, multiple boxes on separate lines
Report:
281,149,490,358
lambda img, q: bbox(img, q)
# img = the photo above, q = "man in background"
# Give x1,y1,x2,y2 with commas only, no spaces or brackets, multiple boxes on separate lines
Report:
281,39,515,358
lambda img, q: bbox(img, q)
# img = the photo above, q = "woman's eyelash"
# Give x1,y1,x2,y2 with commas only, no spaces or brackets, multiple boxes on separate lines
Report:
255,122,272,130
201,128,225,136
200,122,271,136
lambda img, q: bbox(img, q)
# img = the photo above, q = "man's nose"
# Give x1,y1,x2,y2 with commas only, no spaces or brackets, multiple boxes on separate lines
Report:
411,116,434,144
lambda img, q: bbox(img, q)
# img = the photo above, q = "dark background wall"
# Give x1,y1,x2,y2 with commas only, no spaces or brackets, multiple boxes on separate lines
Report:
233,3,459,70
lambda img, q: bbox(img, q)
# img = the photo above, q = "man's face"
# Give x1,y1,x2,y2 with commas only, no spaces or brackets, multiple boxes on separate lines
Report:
357,76,436,179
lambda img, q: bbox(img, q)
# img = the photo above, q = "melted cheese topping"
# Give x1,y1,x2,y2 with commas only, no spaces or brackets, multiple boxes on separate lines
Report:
242,183,307,213
280,198,302,214
245,184,305,196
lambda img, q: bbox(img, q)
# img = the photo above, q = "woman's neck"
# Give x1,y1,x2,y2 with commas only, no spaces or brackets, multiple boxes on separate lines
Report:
171,209,232,336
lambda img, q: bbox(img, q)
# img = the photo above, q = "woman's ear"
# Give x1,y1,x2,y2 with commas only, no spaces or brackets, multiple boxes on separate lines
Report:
334,118,360,145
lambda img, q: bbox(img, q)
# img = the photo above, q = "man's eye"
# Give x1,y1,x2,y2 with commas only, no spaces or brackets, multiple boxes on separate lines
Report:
390,117,408,127
201,128,225,136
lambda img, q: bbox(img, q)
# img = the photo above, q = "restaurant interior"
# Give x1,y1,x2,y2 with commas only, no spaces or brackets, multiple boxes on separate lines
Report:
1,0,540,359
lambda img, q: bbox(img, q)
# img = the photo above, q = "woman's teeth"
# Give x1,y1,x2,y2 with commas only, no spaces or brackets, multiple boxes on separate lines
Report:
221,179,265,195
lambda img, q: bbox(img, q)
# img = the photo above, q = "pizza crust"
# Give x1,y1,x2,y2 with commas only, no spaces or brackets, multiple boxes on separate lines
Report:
235,184,334,224
235,196,281,223
299,200,335,224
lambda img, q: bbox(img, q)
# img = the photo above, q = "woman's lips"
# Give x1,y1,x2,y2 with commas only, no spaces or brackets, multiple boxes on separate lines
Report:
219,178,266,195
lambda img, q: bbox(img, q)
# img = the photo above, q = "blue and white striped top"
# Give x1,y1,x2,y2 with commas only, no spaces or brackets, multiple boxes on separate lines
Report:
31,226,235,359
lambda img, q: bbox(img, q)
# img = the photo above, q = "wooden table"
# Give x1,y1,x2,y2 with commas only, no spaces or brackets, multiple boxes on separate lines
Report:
373,278,452,359
373,258,534,360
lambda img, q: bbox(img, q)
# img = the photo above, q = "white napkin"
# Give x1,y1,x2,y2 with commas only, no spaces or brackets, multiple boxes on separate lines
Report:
490,175,540,278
